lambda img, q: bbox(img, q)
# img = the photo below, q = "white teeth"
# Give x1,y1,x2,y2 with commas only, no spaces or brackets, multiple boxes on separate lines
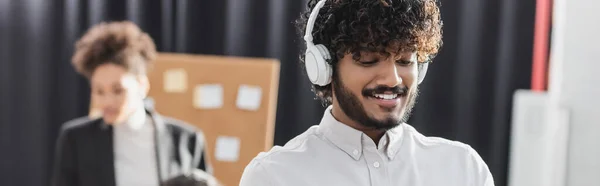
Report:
373,94,398,100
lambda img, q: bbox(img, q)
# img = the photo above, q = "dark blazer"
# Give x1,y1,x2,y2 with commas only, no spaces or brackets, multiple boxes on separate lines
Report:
51,108,212,186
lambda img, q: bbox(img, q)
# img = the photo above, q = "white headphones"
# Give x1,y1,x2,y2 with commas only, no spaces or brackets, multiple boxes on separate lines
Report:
303,0,430,86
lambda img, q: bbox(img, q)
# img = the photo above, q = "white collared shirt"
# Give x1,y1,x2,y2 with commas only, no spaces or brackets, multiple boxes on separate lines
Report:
240,106,494,186
113,108,159,186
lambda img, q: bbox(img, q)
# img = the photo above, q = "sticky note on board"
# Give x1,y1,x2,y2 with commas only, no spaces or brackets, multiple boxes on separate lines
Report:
215,136,241,162
236,84,262,111
193,84,223,109
163,68,188,93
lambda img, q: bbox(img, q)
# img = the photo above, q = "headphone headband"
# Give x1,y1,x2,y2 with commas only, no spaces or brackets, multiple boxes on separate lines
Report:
304,0,328,43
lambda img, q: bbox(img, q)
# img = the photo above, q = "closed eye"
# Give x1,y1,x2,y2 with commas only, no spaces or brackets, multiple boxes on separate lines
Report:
396,60,415,66
358,60,378,66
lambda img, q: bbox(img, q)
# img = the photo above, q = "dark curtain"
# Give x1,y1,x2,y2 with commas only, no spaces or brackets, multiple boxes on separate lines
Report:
0,0,534,186
409,0,535,185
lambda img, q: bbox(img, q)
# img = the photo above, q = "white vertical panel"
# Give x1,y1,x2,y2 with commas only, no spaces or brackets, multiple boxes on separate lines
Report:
508,90,570,186
551,0,600,184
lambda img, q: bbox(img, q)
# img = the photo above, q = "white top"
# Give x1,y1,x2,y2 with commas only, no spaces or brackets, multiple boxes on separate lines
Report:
240,106,494,186
113,108,159,186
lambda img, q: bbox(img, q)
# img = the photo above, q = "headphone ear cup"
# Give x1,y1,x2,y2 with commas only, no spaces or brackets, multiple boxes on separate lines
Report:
417,62,429,84
304,43,332,86
315,44,332,85
316,44,331,60
304,44,320,85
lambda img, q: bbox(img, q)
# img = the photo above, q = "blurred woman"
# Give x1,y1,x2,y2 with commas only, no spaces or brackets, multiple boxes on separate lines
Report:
51,21,211,186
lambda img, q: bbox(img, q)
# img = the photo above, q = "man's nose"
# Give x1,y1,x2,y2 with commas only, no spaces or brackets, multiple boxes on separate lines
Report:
376,61,403,88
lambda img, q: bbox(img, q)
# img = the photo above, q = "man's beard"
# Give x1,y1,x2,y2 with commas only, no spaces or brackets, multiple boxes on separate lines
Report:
332,77,419,131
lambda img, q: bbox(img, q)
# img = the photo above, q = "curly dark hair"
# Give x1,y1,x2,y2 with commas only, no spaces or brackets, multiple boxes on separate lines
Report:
295,0,443,104
71,21,157,78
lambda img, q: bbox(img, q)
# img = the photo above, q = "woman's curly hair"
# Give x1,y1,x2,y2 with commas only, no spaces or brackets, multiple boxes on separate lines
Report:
71,21,157,78
295,0,443,104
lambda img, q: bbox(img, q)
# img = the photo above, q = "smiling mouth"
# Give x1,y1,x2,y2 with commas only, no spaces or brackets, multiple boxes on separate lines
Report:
366,93,404,109
372,93,399,100
361,86,408,109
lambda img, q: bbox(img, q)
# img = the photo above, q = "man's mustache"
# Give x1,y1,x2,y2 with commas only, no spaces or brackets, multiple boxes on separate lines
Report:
362,85,408,97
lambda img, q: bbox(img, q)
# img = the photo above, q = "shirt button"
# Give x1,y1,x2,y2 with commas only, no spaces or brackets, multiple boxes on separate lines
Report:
353,149,359,155
373,162,380,168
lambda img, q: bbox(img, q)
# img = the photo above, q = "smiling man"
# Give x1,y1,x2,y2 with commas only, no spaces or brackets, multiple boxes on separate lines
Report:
239,0,494,185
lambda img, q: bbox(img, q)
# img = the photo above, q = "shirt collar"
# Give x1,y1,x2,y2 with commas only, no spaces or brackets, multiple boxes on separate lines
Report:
319,105,404,161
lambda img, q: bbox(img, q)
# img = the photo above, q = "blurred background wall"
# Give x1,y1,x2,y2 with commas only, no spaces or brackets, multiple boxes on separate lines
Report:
0,0,536,185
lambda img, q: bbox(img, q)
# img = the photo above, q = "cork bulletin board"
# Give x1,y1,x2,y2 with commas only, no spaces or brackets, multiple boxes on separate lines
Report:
90,52,280,186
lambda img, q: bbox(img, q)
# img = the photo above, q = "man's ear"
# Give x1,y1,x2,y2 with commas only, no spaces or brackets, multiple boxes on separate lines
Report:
137,75,150,98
